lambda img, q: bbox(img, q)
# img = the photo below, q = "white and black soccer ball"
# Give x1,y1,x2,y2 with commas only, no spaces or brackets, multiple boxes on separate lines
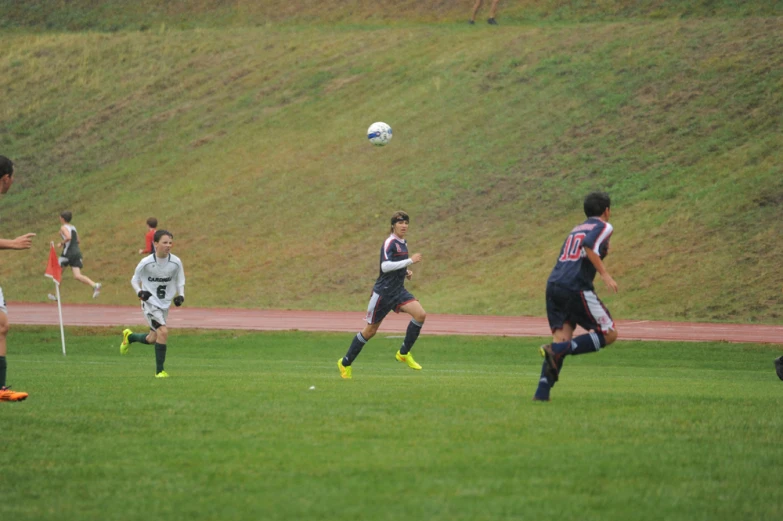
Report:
367,122,392,146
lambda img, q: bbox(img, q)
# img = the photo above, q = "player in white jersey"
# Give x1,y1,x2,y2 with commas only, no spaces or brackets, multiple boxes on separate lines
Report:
119,230,185,378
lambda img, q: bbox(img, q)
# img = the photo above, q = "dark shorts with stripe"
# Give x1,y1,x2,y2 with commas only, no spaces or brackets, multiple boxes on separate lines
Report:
364,289,417,325
545,282,614,334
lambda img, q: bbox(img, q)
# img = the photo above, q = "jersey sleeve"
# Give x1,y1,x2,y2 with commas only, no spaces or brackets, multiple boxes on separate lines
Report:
131,259,146,293
176,260,186,295
381,259,413,273
583,221,613,255
382,237,396,262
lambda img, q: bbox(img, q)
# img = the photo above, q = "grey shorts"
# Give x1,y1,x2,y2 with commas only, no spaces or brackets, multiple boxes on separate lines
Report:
141,301,169,331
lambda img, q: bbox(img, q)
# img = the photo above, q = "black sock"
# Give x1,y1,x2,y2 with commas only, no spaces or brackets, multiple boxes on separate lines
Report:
343,333,368,366
400,319,423,355
129,333,150,344
155,343,167,373
0,356,6,388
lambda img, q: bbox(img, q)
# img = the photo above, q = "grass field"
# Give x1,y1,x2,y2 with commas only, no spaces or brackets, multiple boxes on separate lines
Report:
2,327,782,520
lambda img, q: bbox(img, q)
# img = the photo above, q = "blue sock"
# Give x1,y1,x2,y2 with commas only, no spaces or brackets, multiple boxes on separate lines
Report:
570,331,605,355
400,319,423,355
533,361,552,400
550,339,571,356
343,333,368,366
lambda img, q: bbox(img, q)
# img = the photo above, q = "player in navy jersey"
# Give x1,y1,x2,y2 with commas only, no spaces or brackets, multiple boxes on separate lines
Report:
533,192,619,401
338,211,426,379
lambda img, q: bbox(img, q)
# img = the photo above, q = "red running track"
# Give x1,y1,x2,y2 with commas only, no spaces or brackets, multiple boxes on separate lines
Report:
10,302,783,344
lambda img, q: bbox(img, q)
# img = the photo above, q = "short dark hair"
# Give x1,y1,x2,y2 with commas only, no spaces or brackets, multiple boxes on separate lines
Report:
389,210,410,232
584,192,611,218
154,229,173,243
147,217,158,228
60,211,73,223
0,156,14,178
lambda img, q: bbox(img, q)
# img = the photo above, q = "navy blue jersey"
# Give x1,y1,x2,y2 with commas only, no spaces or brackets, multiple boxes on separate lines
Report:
372,234,409,295
547,217,613,291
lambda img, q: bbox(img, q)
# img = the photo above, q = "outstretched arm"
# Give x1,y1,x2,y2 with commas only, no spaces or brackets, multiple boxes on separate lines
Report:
0,233,36,250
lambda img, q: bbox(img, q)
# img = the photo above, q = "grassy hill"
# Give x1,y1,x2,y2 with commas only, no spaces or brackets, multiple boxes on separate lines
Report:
0,2,781,322
1,1,781,29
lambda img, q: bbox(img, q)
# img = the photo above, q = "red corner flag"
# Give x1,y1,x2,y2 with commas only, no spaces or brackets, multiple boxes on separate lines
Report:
45,243,62,284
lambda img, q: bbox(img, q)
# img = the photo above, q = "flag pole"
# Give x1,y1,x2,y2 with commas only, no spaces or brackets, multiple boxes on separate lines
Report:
46,241,66,356
55,279,66,356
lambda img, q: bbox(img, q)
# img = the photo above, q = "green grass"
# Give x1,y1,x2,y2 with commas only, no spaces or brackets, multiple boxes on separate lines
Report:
2,328,783,520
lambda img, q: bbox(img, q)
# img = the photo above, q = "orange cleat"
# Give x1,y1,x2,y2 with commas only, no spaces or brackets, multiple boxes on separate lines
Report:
0,386,29,402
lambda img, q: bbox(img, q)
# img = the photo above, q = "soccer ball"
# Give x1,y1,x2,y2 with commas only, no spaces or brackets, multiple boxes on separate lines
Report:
367,122,392,146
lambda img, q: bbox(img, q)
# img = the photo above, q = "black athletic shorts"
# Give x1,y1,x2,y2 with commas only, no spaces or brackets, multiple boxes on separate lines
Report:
59,253,83,269
364,289,417,325
545,282,614,334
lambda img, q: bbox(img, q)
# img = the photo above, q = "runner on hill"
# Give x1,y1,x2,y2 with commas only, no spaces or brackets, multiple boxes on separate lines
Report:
469,0,502,25
58,211,102,298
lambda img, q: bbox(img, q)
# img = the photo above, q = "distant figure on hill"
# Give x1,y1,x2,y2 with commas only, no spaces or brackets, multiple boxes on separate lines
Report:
337,211,427,379
139,217,157,255
533,192,619,402
120,230,186,379
0,155,35,402
57,211,102,298
469,0,501,25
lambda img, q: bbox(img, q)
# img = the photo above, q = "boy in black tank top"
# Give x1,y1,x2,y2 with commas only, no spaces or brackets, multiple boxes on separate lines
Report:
58,211,102,298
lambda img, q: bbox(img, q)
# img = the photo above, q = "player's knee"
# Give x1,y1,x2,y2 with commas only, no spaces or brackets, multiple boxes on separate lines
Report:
603,329,618,346
415,309,427,323
361,325,378,341
0,321,9,337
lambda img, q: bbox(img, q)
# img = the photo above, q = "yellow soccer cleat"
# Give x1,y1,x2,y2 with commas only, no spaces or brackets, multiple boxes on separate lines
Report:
396,350,422,370
120,329,132,355
155,371,170,378
337,358,352,379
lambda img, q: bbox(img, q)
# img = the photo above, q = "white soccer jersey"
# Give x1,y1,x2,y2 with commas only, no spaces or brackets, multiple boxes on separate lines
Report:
131,253,185,310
